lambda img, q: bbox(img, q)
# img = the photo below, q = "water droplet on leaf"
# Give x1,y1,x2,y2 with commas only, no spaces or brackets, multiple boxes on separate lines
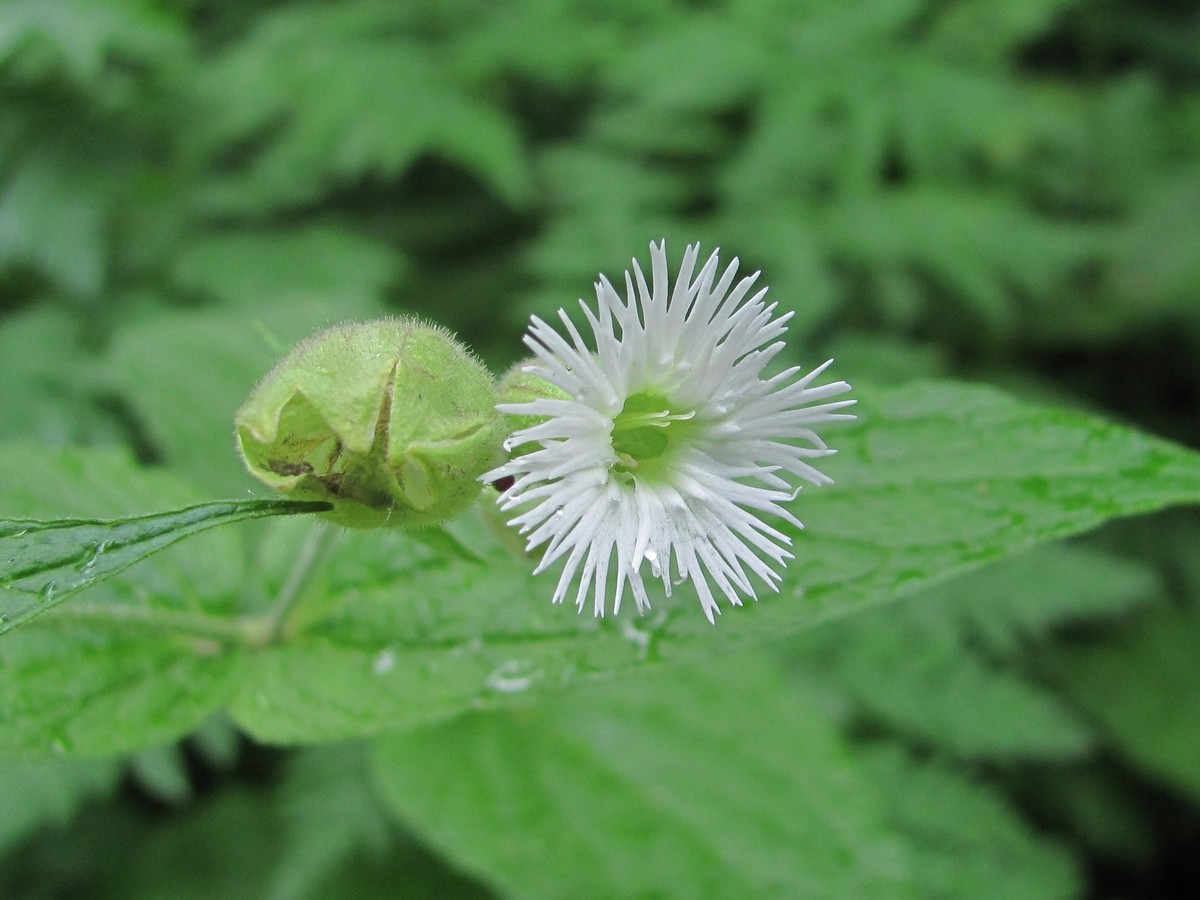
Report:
372,649,396,676
485,659,540,694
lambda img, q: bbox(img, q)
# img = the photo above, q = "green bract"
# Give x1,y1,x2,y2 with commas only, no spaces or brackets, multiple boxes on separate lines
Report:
495,360,569,448
235,319,504,528
477,361,568,555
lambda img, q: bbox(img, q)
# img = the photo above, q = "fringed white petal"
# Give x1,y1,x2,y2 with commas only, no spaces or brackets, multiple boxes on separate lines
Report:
485,240,854,622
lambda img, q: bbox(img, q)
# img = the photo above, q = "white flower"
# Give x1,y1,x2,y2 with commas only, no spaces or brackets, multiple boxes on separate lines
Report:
487,241,855,623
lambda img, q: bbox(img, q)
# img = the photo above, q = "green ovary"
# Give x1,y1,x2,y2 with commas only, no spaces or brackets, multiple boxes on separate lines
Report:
610,391,697,480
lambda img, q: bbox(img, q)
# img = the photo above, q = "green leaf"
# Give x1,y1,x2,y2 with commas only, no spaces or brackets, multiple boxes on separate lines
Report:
0,445,288,758
0,0,187,88
944,545,1157,655
0,153,109,295
126,743,194,806
795,610,1094,761
265,745,392,900
371,653,915,899
0,307,106,446
172,226,404,309
603,15,765,110
97,790,286,900
790,545,1156,760
821,190,1101,332
0,497,329,635
0,757,119,854
858,745,1079,899
1021,762,1155,864
195,4,531,213
1048,600,1200,803
0,622,244,759
78,784,489,900
927,0,1079,63
231,381,1200,744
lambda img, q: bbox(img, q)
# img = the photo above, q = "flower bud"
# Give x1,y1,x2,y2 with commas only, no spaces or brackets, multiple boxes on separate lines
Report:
478,360,569,556
235,318,504,529
495,360,569,454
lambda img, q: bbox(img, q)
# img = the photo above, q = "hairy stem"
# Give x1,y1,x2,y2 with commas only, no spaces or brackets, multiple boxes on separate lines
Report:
260,521,336,644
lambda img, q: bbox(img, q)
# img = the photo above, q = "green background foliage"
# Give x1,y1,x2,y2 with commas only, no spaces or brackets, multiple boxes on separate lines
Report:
2,0,1200,896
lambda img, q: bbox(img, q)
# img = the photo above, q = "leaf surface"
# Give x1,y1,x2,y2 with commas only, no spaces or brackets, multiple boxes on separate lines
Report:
373,652,1078,899
232,382,1200,743
0,446,299,757
372,654,914,899
1,498,328,635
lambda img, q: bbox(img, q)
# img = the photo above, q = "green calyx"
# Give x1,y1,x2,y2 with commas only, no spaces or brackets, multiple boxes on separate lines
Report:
610,391,696,481
235,318,505,529
495,362,570,455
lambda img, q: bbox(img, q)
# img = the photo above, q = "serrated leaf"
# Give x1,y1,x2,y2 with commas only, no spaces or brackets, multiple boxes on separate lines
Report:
789,544,1156,760
172,226,404,309
927,0,1079,63
944,544,1157,654
265,745,392,900
0,307,103,446
1048,600,1200,802
230,381,1200,744
82,786,489,900
7,383,1200,757
859,746,1080,899
196,4,530,212
0,445,276,758
0,154,109,294
822,190,1101,331
0,622,244,760
795,609,1094,760
603,15,765,110
126,742,193,805
371,654,915,899
0,442,257,606
0,757,119,853
0,497,329,635
0,0,186,88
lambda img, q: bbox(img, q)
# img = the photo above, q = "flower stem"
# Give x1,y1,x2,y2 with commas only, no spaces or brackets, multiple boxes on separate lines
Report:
260,521,336,644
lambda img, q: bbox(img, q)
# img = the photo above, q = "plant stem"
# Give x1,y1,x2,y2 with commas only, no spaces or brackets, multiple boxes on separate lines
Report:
48,603,255,645
38,521,337,648
261,521,335,643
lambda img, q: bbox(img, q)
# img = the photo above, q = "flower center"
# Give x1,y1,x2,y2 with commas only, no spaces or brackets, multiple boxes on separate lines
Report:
610,391,696,480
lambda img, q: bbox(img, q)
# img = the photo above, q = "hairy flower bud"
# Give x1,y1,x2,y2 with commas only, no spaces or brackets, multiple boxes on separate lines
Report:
235,318,504,529
495,360,570,452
